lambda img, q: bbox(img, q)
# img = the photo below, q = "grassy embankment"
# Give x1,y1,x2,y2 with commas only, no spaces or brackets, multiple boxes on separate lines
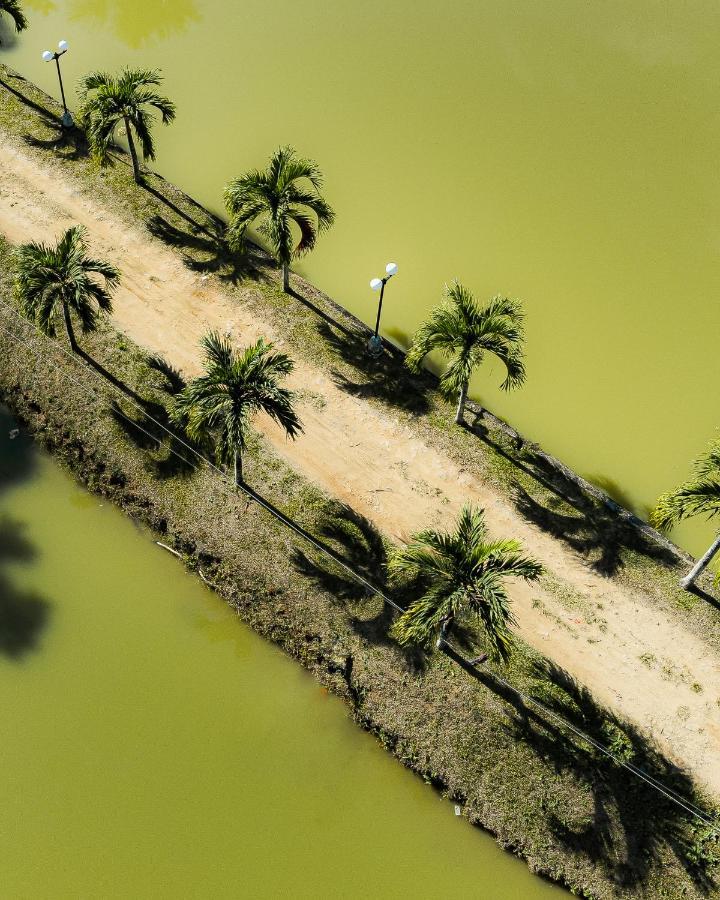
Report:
0,63,719,898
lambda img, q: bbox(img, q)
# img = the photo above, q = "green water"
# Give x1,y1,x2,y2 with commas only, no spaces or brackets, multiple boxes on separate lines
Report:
3,3,719,560
0,411,561,898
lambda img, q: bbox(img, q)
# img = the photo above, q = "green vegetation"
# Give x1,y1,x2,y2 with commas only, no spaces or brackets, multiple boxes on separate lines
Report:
79,68,176,184
171,332,302,485
652,441,720,590
0,0,26,40
389,505,542,659
224,146,335,293
406,282,526,425
13,225,119,354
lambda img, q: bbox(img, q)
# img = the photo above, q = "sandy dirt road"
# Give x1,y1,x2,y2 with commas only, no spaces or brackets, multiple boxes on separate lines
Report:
1,132,719,795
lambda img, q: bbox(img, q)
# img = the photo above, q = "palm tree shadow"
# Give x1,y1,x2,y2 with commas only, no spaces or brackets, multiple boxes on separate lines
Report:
315,320,432,415
77,347,147,407
0,412,51,659
445,644,717,892
512,480,678,577
287,499,426,667
520,662,716,892
146,213,266,284
0,516,51,659
107,352,203,479
23,123,90,162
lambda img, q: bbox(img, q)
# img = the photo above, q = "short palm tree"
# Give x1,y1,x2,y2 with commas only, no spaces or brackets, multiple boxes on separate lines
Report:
13,225,120,354
651,441,720,590
171,333,303,485
406,281,526,425
224,146,335,293
388,505,542,660
79,68,176,183
0,0,27,40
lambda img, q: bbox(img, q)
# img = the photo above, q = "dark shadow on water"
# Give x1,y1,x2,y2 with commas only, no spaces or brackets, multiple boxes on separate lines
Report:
0,410,51,659
0,515,51,659
443,645,718,893
315,320,432,415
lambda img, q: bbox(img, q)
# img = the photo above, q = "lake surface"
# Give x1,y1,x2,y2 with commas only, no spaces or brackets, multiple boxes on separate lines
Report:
3,2,719,559
0,410,561,898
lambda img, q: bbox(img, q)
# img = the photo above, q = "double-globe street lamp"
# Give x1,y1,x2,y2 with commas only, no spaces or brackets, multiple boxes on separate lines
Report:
42,40,74,129
368,261,398,356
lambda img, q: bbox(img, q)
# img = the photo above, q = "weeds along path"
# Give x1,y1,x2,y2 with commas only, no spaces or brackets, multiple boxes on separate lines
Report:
1,132,719,795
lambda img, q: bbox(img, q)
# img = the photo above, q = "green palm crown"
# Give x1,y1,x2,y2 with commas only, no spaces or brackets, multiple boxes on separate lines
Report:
79,68,176,174
652,441,720,533
171,332,303,483
13,225,119,349
223,146,335,274
389,505,542,661
406,281,526,407
0,0,27,38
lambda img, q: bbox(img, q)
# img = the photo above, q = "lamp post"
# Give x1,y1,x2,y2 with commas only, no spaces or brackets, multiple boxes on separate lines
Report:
42,40,74,129
368,261,398,356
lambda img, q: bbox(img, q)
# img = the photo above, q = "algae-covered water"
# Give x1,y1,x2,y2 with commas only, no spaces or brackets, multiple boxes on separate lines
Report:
0,412,561,897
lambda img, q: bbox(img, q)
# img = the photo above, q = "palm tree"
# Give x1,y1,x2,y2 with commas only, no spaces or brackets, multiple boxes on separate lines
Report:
406,281,526,425
79,68,176,183
13,225,119,354
171,333,303,485
224,146,335,293
651,441,720,590
0,0,27,41
388,505,542,660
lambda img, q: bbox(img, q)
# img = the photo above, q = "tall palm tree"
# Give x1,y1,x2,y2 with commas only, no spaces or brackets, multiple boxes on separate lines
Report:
79,68,176,183
406,281,526,425
0,0,27,41
13,225,120,354
651,441,720,590
171,333,303,485
388,505,542,660
224,146,335,293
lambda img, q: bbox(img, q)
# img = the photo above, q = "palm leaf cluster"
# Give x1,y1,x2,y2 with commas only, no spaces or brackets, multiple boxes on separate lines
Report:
224,146,335,291
406,281,526,423
652,442,720,533
0,0,27,38
13,225,119,352
389,505,542,660
79,68,176,181
171,332,302,484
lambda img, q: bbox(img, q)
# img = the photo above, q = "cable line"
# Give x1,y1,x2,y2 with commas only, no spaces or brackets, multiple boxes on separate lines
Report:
0,297,716,835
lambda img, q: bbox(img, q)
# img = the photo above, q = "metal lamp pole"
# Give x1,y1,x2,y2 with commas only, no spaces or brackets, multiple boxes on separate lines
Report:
42,41,74,129
368,261,398,356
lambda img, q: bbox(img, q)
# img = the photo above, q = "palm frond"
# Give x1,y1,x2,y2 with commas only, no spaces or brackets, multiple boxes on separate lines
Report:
406,281,527,399
0,0,27,33
388,505,541,660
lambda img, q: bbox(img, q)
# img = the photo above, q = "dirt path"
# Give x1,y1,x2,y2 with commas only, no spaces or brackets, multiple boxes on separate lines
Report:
1,133,719,796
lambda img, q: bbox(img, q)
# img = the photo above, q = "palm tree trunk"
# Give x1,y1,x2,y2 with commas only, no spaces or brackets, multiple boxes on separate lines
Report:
282,262,290,293
124,116,141,183
234,449,243,486
62,302,78,353
435,614,455,650
455,380,469,425
680,533,720,590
